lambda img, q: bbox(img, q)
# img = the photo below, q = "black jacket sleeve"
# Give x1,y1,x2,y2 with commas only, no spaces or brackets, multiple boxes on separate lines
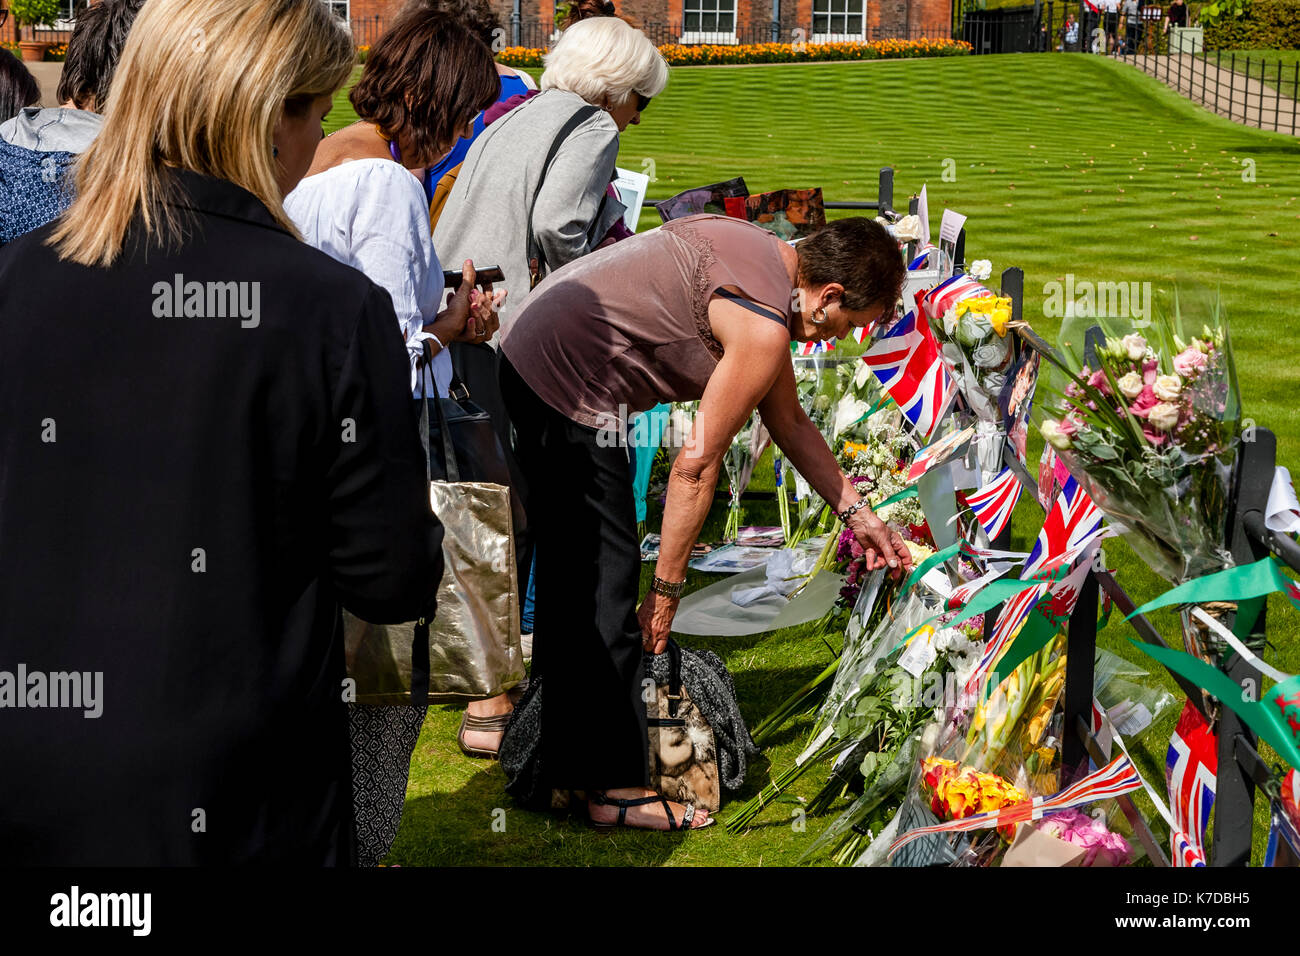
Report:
326,283,443,623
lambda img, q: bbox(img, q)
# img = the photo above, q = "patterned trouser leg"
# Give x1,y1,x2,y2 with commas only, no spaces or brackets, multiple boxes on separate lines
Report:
349,704,428,867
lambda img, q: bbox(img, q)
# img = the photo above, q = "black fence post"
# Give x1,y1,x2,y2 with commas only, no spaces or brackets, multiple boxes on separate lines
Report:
1062,569,1099,783
1210,428,1277,866
878,168,894,217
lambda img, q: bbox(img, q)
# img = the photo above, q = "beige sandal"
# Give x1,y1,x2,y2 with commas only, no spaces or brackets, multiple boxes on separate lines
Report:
457,711,511,760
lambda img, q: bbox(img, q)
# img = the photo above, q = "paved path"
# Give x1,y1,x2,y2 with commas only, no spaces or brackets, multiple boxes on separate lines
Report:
1122,53,1300,134
27,61,64,107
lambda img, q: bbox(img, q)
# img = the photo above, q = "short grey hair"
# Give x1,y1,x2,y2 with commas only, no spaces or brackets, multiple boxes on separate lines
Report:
541,18,669,106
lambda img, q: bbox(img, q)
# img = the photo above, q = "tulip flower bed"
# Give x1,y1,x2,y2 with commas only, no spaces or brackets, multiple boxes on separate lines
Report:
494,37,970,69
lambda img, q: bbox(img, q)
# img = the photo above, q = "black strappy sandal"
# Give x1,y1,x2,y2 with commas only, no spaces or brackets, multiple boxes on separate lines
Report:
587,791,715,832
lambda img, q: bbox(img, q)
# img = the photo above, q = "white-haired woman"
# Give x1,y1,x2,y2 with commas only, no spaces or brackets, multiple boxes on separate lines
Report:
434,16,667,320
433,15,668,759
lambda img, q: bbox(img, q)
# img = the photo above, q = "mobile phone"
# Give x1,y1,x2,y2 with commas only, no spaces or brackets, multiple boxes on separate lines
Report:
443,266,505,289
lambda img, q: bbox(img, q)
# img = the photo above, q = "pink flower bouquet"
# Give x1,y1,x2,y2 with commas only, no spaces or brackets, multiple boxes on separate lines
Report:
1034,302,1240,583
1036,808,1132,867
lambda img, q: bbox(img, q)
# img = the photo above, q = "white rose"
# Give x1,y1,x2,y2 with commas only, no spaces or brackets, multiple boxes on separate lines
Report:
1117,371,1144,399
1149,402,1180,431
1121,333,1148,361
968,259,992,281
942,307,959,337
1153,374,1182,402
1040,420,1073,450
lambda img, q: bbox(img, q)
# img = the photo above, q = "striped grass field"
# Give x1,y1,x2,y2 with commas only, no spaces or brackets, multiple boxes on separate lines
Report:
328,53,1300,866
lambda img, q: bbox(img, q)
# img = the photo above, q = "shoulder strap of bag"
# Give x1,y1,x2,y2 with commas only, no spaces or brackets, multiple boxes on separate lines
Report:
420,339,462,483
526,104,601,288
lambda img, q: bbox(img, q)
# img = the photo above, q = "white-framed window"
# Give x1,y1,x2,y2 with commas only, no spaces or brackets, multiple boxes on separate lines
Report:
812,0,866,42
681,0,738,44
52,0,84,31
324,0,350,23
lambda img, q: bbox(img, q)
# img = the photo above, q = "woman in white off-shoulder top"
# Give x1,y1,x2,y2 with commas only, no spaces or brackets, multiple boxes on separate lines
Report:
285,12,503,400
282,8,505,867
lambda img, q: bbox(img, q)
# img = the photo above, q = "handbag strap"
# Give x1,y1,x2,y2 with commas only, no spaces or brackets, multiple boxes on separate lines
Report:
525,104,601,286
664,639,682,718
420,339,462,483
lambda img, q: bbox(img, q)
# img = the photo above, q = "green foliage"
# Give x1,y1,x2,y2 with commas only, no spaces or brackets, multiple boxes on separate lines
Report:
10,0,62,29
1199,0,1251,28
1204,0,1300,49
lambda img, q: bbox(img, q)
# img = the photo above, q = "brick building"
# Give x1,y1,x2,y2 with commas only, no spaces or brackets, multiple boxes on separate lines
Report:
345,0,952,47
5,0,952,49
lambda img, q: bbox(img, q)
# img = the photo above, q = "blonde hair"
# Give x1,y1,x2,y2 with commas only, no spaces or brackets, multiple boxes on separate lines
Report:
50,0,354,266
541,17,667,105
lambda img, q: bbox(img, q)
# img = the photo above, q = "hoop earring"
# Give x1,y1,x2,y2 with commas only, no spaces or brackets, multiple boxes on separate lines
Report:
811,307,828,326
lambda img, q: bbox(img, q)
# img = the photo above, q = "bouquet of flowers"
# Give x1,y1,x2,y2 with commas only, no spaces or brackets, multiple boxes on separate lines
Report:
721,411,769,541
931,292,1016,424
1035,300,1240,584
1031,808,1133,867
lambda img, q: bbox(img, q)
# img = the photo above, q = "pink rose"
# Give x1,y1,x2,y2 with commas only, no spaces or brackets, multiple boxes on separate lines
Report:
1173,347,1208,378
1086,369,1111,396
1130,386,1158,416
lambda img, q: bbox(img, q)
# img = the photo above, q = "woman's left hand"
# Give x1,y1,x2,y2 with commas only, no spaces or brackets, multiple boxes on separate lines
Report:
637,590,677,655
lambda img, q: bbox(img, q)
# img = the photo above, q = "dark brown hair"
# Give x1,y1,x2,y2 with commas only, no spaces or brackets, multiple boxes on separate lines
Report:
407,0,502,48
350,10,499,164
560,0,635,29
797,217,905,313
56,0,146,111
0,48,40,122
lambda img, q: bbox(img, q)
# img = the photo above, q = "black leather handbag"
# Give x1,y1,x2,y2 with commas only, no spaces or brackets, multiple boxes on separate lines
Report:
418,342,526,533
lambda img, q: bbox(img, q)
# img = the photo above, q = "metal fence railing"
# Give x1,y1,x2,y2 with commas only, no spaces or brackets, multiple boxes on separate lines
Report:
1114,44,1300,135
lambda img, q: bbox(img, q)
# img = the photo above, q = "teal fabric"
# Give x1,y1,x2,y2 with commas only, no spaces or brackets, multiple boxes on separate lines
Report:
629,404,671,523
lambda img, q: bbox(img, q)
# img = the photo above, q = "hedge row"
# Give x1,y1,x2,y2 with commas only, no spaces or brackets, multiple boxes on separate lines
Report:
1204,0,1300,49
495,37,971,68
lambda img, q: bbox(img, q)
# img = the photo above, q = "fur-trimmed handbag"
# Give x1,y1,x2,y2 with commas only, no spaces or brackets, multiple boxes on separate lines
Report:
500,639,758,812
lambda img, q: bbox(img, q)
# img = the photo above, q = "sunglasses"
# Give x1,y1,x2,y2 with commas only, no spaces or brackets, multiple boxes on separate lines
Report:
635,92,652,113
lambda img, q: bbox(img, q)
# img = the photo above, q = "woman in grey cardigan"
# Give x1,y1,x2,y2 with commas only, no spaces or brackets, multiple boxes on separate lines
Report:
434,17,666,332
434,16,668,759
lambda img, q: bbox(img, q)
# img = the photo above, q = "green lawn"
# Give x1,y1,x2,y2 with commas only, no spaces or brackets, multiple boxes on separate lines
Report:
329,53,1300,865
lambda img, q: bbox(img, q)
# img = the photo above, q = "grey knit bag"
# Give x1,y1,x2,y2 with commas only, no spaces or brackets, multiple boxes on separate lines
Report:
500,641,759,809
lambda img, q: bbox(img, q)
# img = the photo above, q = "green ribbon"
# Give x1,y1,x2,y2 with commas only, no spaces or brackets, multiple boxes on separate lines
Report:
871,485,918,513
1131,640,1300,771
1127,557,1300,641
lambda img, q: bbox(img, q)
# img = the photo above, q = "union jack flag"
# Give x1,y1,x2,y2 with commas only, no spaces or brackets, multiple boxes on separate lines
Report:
918,273,991,323
862,308,955,441
966,496,1103,697
908,243,938,270
1023,474,1104,579
966,580,1047,696
1166,699,1218,868
795,338,836,356
966,467,1023,541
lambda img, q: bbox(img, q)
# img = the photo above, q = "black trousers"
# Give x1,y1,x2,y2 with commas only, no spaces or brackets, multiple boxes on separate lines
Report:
500,356,649,790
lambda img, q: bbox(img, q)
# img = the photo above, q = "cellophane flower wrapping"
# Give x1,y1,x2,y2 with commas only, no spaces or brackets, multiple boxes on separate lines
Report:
721,410,767,540
930,292,1017,425
1034,305,1241,584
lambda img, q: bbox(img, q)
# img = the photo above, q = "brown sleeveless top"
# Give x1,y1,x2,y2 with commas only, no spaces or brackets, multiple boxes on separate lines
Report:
499,214,796,428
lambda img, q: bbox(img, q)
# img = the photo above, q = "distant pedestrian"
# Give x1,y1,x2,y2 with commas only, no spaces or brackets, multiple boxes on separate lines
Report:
1060,13,1079,51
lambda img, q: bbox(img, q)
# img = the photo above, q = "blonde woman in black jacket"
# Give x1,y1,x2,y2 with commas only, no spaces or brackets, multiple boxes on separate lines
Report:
0,0,444,865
